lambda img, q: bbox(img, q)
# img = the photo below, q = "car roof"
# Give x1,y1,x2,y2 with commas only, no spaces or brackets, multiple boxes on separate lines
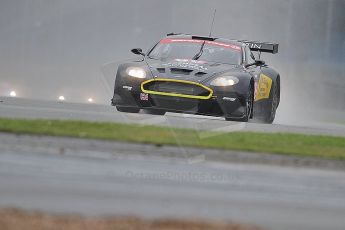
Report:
163,34,245,48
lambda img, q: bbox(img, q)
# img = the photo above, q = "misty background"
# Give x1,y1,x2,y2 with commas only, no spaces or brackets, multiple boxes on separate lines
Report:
0,0,344,122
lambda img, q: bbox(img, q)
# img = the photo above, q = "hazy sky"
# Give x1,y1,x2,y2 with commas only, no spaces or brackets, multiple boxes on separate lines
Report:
0,0,344,114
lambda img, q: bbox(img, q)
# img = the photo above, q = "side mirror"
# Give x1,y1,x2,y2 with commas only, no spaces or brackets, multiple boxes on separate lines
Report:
255,59,265,66
131,48,145,56
245,59,265,68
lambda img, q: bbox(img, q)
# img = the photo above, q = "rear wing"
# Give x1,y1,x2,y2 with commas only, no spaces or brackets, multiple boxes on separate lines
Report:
239,40,279,54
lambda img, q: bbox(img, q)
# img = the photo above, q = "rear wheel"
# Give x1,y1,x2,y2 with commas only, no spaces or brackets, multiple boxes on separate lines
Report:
257,82,279,124
225,85,253,122
116,106,140,113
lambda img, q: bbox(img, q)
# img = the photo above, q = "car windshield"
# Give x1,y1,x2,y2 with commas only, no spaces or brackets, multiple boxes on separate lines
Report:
148,38,242,65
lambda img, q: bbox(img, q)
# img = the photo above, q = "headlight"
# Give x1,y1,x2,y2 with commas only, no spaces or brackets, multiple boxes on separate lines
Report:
126,67,146,79
9,91,17,97
210,76,239,86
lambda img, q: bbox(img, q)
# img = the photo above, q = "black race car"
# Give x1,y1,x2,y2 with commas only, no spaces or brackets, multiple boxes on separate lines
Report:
111,34,280,123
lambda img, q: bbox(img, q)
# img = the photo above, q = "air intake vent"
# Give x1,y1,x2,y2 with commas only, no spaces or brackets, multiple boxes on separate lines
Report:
157,68,165,73
195,72,207,77
170,68,193,75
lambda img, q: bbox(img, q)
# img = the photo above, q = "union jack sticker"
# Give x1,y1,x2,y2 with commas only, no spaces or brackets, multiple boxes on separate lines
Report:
140,93,149,101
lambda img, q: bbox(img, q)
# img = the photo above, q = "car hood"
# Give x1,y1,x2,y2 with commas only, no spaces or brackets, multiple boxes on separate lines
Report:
145,58,243,83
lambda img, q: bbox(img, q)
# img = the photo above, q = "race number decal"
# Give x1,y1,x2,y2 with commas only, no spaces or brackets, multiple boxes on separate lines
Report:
255,74,272,101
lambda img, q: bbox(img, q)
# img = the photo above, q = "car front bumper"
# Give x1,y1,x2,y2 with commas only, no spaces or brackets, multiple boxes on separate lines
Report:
112,85,247,119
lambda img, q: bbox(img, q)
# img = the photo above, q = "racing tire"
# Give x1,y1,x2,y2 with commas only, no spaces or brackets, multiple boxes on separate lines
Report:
257,82,279,124
143,109,166,116
116,106,140,113
225,85,253,122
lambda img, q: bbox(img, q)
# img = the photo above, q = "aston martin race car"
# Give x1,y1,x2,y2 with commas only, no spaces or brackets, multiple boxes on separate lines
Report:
111,34,280,123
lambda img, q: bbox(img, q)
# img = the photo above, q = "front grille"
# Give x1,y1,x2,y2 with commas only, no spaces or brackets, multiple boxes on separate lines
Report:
170,68,193,75
141,79,213,100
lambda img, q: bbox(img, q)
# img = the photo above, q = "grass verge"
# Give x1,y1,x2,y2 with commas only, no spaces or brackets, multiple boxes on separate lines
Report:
0,118,344,160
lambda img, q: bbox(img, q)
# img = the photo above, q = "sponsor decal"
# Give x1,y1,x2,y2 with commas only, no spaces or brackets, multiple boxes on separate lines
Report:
255,74,272,101
140,93,149,101
122,85,132,91
244,42,262,49
174,59,206,64
223,97,236,102
160,39,241,51
162,60,208,71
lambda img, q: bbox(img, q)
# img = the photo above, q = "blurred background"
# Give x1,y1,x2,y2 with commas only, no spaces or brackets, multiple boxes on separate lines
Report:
0,0,344,121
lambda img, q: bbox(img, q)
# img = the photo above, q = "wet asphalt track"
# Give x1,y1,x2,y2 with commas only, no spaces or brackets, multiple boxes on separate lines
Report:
0,133,345,230
0,97,345,230
0,134,345,230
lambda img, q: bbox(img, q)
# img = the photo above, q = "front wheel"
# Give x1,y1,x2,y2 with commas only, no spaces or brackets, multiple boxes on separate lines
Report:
225,85,253,122
256,82,279,124
116,106,140,113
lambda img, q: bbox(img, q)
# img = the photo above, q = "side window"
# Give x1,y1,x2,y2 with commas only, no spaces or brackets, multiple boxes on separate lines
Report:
245,46,256,65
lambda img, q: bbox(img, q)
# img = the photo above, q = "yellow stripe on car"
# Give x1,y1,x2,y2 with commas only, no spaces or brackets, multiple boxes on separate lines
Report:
255,74,272,101
141,78,213,100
